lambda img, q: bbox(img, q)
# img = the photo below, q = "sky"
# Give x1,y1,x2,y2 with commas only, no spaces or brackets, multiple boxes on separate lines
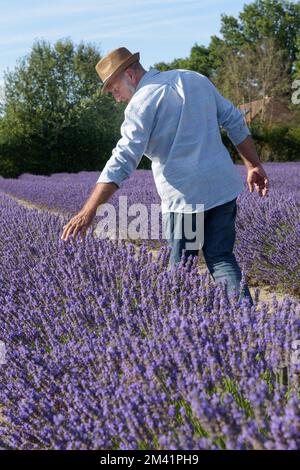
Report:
0,0,253,87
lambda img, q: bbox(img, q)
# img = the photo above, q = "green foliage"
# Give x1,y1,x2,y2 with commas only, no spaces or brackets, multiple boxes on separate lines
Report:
1,1,300,176
155,0,300,82
220,123,300,163
293,32,300,80
0,38,124,177
154,41,225,79
249,123,300,161
215,37,290,108
220,14,246,50
222,0,300,67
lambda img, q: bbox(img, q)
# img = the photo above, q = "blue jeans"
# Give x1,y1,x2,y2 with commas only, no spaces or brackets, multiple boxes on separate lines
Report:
162,197,253,305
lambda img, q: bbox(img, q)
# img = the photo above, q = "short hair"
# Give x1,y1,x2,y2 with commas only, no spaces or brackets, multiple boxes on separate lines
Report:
124,61,144,74
118,61,142,82
128,61,141,71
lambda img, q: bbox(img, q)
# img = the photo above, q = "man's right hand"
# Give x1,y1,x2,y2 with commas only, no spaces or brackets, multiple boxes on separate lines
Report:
61,208,96,242
60,182,119,242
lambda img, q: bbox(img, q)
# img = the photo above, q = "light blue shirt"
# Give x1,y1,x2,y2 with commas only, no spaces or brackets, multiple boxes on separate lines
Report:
97,68,250,212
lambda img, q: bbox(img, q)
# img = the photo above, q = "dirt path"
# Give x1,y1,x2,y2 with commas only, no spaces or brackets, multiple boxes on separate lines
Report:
3,192,67,219
1,191,297,304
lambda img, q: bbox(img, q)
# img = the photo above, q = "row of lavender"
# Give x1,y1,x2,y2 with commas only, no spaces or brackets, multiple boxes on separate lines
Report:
0,163,299,295
0,192,299,449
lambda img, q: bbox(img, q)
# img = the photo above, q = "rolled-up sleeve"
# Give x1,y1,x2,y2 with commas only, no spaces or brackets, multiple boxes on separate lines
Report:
97,86,166,188
206,78,251,146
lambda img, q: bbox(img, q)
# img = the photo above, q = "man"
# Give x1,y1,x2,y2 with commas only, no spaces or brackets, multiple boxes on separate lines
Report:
61,47,269,305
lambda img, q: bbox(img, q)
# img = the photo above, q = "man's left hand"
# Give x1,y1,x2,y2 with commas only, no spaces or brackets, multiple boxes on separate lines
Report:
247,166,269,197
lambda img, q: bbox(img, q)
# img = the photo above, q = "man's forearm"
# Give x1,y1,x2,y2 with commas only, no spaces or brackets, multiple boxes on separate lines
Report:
235,135,262,169
81,182,119,213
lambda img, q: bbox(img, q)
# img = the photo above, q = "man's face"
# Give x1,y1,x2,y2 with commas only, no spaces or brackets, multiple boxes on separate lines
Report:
106,70,136,103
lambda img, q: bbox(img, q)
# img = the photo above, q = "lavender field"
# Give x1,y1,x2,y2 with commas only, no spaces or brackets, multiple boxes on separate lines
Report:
0,162,299,295
0,163,299,449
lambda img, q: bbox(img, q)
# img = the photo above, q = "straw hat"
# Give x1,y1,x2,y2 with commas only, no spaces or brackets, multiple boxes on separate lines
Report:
95,47,140,94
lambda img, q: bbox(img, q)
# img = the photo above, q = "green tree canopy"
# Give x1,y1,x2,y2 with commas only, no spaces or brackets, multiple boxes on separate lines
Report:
216,37,290,106
155,1,300,79
220,0,300,69
0,38,124,177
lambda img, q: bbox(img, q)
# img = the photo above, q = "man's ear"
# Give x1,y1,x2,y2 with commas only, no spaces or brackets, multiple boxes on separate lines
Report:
124,67,134,82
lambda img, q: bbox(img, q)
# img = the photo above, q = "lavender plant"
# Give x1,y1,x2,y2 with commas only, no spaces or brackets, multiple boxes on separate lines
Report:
0,193,299,450
0,163,299,294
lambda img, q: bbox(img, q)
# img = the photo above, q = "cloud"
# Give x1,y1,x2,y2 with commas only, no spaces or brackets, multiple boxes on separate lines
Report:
83,13,221,40
0,0,221,47
0,0,226,25
0,0,244,80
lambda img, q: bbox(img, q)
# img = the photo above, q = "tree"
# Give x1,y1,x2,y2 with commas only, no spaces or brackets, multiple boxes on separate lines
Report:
206,35,228,79
219,14,246,51
154,42,223,79
293,32,300,79
155,1,300,80
0,38,124,177
220,0,300,71
216,37,290,118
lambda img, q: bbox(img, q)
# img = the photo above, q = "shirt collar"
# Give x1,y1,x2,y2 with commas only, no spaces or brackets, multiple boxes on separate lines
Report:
135,68,160,93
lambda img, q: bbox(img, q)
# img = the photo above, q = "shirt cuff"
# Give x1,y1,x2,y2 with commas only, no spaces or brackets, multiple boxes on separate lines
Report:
96,170,122,189
228,120,251,146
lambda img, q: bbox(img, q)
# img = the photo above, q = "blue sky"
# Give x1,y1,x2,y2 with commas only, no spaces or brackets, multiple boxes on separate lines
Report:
0,0,252,87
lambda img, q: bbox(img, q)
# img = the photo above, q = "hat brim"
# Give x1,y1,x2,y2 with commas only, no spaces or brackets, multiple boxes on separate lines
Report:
101,52,140,95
